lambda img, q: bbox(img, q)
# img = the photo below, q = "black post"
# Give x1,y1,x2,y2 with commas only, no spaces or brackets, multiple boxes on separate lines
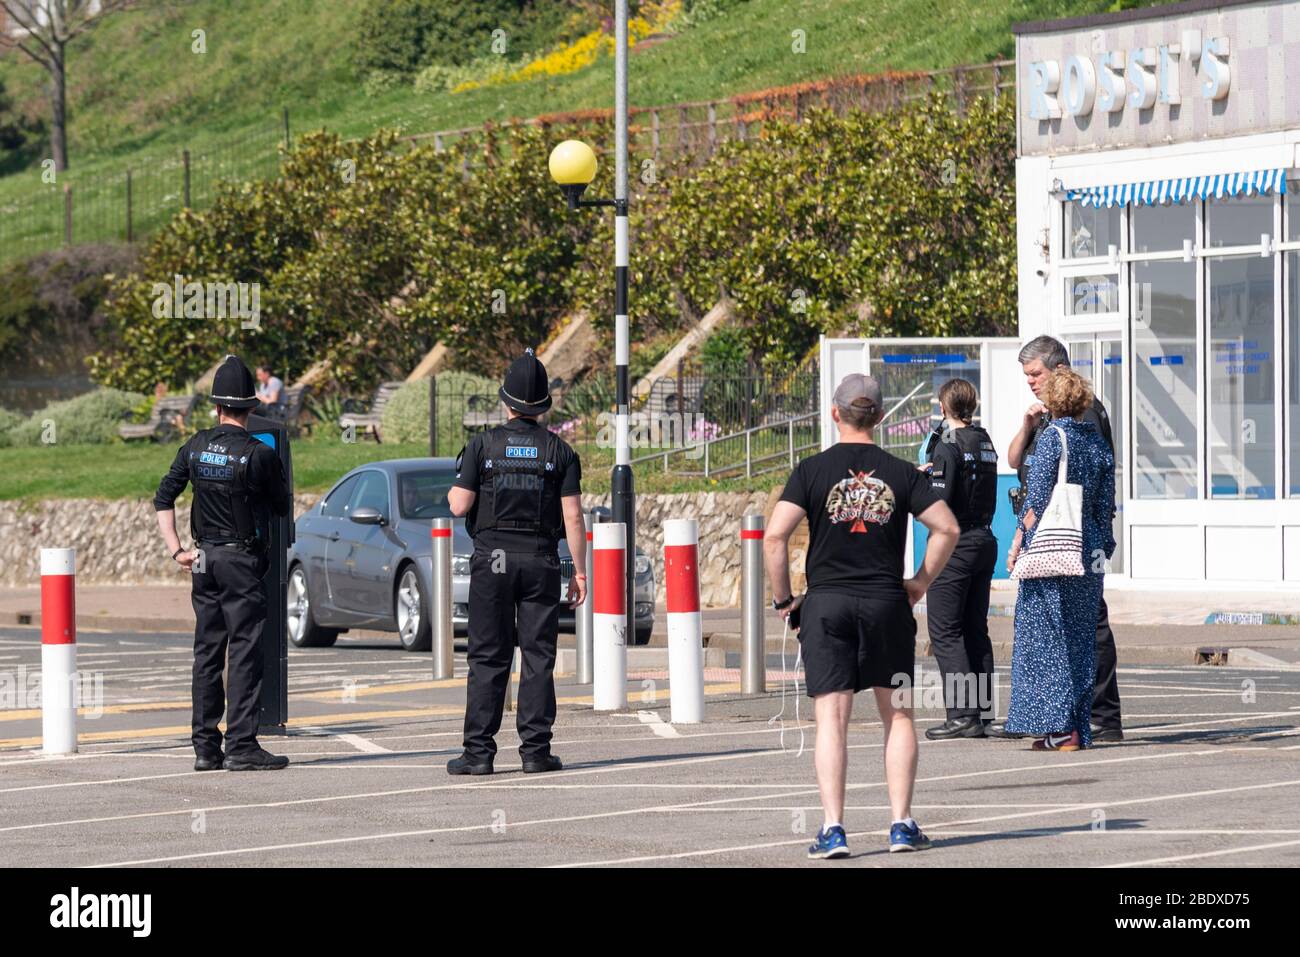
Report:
182,149,191,209
283,107,291,151
125,168,133,243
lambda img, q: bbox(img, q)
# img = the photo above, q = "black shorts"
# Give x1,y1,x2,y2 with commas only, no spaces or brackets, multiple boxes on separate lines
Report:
797,591,917,697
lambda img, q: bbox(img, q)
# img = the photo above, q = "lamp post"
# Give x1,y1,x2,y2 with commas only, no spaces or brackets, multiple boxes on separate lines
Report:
547,2,635,648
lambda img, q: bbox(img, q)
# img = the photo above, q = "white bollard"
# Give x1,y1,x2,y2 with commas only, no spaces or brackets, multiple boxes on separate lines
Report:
664,519,704,723
40,548,77,755
592,522,627,711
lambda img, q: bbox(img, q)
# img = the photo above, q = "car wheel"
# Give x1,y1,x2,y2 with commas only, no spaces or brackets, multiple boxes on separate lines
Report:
287,565,339,648
633,623,653,646
396,565,432,652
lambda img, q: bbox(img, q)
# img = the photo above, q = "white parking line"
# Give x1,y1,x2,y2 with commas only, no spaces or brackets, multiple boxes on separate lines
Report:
637,710,681,738
1105,838,1300,867
555,777,1300,867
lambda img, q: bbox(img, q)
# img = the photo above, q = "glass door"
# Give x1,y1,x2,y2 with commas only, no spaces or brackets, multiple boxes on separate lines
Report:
1066,334,1125,573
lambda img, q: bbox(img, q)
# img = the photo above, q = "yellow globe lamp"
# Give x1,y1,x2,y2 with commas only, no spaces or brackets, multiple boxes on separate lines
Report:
548,140,599,209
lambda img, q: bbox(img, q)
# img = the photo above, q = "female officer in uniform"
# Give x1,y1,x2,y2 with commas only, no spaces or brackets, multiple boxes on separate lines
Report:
919,378,999,740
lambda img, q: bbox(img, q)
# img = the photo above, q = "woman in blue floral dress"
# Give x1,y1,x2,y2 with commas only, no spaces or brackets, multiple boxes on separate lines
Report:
1006,369,1116,751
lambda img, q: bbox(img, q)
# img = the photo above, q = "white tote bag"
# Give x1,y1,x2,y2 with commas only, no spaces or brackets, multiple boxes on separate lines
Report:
1010,425,1085,579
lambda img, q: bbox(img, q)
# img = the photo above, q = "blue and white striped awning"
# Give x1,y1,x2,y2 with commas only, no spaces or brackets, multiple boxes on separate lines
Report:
1066,169,1288,208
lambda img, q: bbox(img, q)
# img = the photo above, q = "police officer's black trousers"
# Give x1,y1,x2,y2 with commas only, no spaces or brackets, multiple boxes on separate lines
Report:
462,546,561,762
1092,596,1123,729
925,529,997,720
190,544,269,757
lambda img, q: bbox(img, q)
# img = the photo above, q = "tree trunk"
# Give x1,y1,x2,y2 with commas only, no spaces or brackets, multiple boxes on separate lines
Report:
49,43,68,172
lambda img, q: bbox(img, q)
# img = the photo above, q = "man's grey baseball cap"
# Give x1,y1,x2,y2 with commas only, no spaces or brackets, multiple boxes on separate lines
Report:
833,373,883,419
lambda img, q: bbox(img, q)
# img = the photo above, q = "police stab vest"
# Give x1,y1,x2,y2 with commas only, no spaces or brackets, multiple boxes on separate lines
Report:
930,425,998,527
470,425,562,540
954,426,998,526
186,428,262,544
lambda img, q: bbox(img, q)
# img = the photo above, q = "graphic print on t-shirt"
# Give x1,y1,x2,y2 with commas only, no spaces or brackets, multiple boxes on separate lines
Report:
824,468,896,533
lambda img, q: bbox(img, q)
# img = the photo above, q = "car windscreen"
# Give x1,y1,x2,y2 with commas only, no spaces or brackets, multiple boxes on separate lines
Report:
397,470,457,520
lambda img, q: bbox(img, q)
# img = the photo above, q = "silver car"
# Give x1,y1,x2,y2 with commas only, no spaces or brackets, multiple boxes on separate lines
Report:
287,459,656,651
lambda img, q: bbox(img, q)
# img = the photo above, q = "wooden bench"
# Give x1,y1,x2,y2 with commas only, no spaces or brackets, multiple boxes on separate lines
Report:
118,394,199,442
276,384,311,437
340,381,404,443
641,375,706,421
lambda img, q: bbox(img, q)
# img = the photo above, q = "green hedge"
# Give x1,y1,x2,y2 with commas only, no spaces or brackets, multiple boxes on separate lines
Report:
90,93,1016,393
6,387,145,447
571,94,1018,368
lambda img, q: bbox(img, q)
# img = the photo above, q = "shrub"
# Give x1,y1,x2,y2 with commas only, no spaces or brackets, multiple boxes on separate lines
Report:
353,0,571,77
571,94,1018,368
380,371,498,448
91,94,1016,395
0,406,25,448
7,387,145,446
700,325,749,375
0,244,137,377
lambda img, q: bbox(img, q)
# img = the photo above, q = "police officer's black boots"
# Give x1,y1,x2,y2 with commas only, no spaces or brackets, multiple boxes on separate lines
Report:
224,746,290,771
925,715,986,740
522,754,563,774
447,753,494,775
194,751,225,771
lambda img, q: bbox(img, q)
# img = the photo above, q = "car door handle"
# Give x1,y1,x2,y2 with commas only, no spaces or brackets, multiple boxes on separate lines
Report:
329,531,340,541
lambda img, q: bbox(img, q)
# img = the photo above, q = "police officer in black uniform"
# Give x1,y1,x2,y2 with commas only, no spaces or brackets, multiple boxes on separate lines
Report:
154,355,292,771
446,349,586,775
920,378,1000,740
992,334,1125,742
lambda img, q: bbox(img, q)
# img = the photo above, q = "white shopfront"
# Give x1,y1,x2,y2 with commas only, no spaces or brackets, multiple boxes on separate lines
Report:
1014,0,1300,587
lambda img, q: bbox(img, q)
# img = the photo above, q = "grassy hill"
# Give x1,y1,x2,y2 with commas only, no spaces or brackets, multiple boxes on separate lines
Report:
1,0,1125,160
0,0,1127,262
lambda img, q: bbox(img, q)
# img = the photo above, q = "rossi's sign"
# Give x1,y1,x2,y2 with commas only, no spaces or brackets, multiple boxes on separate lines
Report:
1025,30,1230,121
1014,1,1299,157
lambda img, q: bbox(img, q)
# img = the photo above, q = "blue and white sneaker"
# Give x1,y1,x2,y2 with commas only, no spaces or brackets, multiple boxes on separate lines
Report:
807,825,850,860
889,821,932,853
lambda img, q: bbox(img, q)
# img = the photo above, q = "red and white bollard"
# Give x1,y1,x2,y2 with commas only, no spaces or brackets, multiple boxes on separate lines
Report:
40,547,77,755
592,522,627,711
664,518,704,723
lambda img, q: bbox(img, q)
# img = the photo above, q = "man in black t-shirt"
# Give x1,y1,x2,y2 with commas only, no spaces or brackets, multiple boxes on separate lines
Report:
1000,335,1124,743
765,373,959,859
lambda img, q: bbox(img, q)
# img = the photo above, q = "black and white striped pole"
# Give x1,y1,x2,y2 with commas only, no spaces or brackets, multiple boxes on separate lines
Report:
547,1,636,645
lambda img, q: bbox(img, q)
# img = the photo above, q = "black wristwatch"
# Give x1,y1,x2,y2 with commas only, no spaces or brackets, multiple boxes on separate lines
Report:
772,594,794,611
172,547,185,560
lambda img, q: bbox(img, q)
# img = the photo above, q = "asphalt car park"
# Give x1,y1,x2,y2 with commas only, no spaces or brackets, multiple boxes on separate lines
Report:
1,626,1297,867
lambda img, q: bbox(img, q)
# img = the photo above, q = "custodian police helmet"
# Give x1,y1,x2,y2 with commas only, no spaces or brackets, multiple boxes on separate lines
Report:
209,354,260,410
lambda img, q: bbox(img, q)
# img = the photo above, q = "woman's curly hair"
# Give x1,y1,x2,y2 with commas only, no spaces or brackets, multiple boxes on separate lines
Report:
1042,367,1094,420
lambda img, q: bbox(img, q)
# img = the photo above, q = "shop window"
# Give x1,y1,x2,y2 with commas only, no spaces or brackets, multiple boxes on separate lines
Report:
1208,191,1274,248
1206,196,1277,499
1132,204,1197,499
1132,201,1194,253
1064,201,1120,259
1207,257,1276,499
1064,273,1120,315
